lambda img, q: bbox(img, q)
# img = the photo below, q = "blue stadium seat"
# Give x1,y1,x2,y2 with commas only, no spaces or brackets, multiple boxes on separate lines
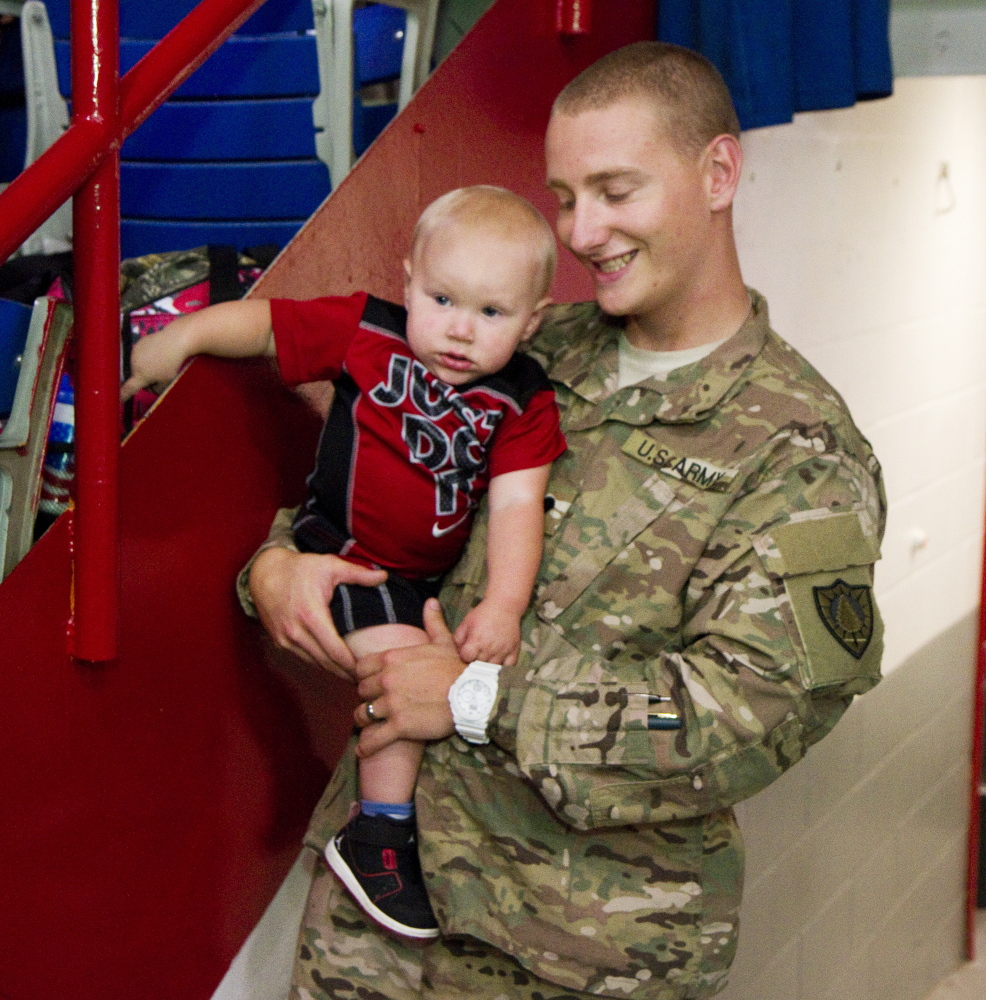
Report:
37,0,328,255
351,3,404,157
0,298,32,418
0,105,27,182
310,0,433,184
121,99,321,161
53,35,322,98
11,0,410,257
354,3,405,83
44,0,316,39
0,18,27,185
119,162,331,220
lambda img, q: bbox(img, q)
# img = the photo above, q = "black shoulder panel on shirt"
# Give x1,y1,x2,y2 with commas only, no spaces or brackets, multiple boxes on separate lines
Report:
362,295,408,339
472,352,553,409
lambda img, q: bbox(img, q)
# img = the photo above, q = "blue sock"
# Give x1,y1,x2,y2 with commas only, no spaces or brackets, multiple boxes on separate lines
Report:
361,799,414,821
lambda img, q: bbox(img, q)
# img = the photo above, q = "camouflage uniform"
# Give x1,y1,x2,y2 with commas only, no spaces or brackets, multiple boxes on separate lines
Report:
246,291,885,1000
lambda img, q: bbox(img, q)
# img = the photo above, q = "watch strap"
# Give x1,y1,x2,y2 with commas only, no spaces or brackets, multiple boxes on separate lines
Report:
450,660,501,744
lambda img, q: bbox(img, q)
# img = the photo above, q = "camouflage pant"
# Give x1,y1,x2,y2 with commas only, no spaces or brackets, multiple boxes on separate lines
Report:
292,856,598,1000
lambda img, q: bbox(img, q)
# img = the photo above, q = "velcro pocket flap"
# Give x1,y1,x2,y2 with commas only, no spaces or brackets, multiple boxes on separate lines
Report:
754,510,881,579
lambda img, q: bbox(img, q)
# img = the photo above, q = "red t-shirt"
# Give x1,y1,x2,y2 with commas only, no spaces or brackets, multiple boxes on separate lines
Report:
272,293,566,578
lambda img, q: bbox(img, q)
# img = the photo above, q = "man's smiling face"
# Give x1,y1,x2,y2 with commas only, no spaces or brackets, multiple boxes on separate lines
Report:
545,96,714,328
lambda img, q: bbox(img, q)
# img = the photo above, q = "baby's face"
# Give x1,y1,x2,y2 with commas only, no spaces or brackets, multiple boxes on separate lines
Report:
403,224,549,386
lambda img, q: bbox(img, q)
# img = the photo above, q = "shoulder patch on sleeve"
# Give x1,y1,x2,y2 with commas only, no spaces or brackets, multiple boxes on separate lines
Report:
754,510,883,693
812,579,875,659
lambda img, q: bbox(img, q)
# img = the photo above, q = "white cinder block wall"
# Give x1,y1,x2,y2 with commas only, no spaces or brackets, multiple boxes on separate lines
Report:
717,76,986,1000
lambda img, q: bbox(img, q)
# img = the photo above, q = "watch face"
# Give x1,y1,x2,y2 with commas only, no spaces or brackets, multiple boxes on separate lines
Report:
454,678,494,720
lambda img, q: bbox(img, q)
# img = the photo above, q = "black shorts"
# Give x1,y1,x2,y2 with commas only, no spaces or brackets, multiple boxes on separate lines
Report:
329,573,443,636
292,505,442,635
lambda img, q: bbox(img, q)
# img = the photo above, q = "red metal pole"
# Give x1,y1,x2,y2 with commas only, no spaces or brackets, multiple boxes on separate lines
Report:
70,0,121,662
0,0,266,264
556,0,592,34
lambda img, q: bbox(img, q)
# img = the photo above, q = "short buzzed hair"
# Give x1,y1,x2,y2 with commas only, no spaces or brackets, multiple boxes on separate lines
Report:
553,41,740,159
411,186,557,298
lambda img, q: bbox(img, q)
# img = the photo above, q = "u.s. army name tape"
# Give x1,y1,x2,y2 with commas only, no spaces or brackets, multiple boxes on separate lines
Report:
622,429,738,492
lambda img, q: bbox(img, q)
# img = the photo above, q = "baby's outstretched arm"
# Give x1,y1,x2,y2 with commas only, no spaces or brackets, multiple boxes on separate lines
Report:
121,299,275,401
454,464,550,667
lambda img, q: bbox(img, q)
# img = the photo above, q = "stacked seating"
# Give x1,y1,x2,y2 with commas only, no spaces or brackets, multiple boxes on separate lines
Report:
49,0,330,256
0,297,31,422
350,3,407,159
42,0,407,257
0,13,27,187
311,0,439,187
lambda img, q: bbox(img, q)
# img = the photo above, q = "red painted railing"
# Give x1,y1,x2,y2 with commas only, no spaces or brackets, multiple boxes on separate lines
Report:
0,0,268,661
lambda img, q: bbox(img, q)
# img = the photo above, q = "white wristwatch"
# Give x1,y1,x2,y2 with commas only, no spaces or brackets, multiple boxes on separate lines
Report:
448,660,501,744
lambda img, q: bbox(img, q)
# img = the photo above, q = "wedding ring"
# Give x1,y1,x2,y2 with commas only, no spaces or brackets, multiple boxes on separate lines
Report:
366,701,377,720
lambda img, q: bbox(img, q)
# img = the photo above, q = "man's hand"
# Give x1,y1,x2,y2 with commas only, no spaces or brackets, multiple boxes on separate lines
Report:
248,546,387,678
354,599,467,757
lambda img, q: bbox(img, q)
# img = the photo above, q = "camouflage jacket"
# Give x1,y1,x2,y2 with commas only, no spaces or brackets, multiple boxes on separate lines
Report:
292,291,886,999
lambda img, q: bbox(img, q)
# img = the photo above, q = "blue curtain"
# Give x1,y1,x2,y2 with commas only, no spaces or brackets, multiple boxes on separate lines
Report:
657,0,893,130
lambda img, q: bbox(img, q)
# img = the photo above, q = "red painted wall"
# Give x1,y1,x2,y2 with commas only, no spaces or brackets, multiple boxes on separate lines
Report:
0,3,655,997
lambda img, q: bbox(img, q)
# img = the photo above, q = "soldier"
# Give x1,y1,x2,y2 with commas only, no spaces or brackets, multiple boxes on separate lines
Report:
243,41,885,1000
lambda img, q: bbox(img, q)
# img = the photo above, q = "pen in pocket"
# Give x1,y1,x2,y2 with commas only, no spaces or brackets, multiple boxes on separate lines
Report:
647,694,681,730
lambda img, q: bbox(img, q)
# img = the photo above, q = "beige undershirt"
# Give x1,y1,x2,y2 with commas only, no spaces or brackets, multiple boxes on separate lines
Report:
617,333,729,390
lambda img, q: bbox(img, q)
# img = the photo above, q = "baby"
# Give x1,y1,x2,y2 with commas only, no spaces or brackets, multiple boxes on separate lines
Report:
122,186,566,939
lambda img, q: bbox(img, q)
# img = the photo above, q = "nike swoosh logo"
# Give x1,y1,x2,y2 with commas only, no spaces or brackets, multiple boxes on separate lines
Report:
432,512,471,537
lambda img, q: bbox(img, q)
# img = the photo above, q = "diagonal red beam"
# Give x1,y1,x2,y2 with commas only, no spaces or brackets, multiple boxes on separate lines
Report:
0,119,108,265
0,0,267,264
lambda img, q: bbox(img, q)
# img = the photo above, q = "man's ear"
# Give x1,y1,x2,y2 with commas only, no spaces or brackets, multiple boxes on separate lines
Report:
704,134,743,212
521,297,553,340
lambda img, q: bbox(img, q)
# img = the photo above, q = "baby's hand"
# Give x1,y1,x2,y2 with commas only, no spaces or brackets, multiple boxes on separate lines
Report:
454,600,522,667
120,321,193,401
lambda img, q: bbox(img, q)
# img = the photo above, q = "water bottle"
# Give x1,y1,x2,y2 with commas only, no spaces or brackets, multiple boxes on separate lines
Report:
38,372,75,517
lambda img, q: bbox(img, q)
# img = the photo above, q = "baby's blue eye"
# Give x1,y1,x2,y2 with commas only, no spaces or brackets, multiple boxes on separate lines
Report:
434,294,450,306
481,306,501,318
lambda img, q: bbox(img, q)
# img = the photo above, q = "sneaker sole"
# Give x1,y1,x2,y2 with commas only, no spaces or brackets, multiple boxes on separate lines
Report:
324,836,440,940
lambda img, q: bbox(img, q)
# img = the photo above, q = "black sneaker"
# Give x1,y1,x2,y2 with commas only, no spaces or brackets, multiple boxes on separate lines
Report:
324,812,439,939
